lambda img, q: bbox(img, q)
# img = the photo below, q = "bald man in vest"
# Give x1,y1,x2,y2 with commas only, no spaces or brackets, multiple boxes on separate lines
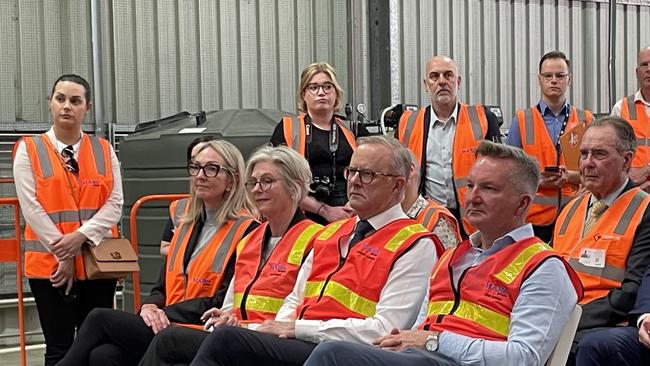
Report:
552,117,650,365
611,46,650,192
301,141,583,366
507,51,594,243
188,136,444,366
395,55,501,238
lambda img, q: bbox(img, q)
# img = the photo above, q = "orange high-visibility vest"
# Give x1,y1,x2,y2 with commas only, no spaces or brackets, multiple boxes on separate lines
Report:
165,216,255,306
415,199,461,244
554,188,649,304
619,95,650,168
517,106,593,226
232,220,322,322
420,237,583,340
295,217,441,320
20,134,117,280
397,104,488,234
281,115,357,157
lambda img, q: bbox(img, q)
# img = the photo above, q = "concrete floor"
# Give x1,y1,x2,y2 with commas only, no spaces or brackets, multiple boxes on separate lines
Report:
1,346,45,366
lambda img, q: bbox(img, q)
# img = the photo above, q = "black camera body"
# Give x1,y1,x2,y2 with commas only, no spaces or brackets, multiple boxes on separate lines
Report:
311,176,336,201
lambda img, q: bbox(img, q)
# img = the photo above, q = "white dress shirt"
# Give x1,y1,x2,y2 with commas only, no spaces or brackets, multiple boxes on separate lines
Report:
13,127,124,248
611,89,650,120
276,203,438,345
424,104,460,209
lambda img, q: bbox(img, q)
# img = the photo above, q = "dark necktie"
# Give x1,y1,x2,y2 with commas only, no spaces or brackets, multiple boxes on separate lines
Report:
349,220,373,247
62,145,79,173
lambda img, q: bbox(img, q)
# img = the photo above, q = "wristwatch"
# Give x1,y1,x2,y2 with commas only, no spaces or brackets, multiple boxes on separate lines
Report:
425,331,439,352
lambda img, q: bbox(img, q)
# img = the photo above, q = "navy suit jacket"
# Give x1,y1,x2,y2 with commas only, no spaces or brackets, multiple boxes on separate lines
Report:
630,265,650,325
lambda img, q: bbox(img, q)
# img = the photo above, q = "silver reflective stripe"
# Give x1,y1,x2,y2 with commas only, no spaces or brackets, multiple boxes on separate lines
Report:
24,240,49,253
569,259,625,283
289,117,301,152
523,109,535,145
32,135,54,179
466,105,483,141
576,108,586,123
44,209,98,224
89,136,107,176
613,191,648,235
167,222,192,272
637,138,650,147
558,198,584,235
626,95,637,120
339,119,352,130
402,110,420,143
210,217,249,273
454,177,468,188
421,207,436,229
533,194,572,207
172,198,189,228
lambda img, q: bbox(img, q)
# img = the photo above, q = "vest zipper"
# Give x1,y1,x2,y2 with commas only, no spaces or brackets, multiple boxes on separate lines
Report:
436,262,469,324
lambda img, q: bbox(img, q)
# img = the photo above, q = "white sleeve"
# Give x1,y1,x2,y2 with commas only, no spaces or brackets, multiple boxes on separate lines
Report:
12,140,62,249
610,99,623,117
221,280,235,312
77,145,124,245
294,238,437,344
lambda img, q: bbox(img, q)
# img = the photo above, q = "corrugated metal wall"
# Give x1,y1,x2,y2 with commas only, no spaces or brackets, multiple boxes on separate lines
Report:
390,0,650,129
101,0,351,130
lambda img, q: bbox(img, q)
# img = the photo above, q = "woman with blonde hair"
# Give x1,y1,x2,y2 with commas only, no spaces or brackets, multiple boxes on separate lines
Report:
271,62,369,224
56,139,258,366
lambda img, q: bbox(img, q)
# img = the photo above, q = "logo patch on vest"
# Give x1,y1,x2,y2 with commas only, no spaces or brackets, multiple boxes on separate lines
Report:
484,280,509,300
358,242,380,259
267,262,287,274
81,178,101,187
191,277,212,286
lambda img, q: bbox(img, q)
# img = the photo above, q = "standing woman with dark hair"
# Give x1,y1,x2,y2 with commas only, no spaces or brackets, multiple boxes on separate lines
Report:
12,74,123,366
271,62,369,224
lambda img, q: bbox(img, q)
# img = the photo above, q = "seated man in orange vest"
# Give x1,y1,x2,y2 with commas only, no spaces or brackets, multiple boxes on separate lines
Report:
302,140,583,366
395,55,501,238
507,51,594,243
188,135,444,365
611,46,650,192
401,150,461,249
553,116,650,365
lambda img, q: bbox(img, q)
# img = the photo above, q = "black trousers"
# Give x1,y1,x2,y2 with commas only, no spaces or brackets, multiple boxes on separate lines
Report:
55,307,156,366
29,278,115,366
139,326,209,366
190,326,317,366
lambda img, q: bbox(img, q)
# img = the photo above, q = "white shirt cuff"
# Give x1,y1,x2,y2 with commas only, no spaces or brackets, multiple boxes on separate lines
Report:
637,313,650,328
295,319,322,343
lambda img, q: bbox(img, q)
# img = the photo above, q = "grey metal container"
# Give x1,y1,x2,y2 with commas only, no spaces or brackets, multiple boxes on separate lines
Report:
119,109,286,310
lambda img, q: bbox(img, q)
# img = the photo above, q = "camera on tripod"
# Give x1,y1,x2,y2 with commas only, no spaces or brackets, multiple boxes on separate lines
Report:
310,176,335,201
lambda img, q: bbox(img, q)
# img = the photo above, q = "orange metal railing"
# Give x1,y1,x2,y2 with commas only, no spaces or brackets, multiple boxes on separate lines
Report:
129,194,189,311
0,197,26,366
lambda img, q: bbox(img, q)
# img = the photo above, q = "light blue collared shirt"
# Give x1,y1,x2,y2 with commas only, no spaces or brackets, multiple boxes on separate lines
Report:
431,224,578,366
507,100,571,148
424,104,460,209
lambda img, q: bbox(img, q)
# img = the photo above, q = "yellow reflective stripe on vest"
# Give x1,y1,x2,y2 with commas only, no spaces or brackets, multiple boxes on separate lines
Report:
427,300,509,338
384,224,428,252
233,293,285,314
287,223,322,265
494,242,550,284
235,234,251,257
316,220,346,241
304,280,377,318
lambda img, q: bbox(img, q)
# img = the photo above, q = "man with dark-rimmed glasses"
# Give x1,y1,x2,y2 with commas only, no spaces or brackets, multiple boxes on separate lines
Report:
189,135,444,366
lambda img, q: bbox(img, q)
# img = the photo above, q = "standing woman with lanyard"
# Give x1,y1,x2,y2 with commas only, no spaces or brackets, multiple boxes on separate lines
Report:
12,74,123,366
271,62,369,224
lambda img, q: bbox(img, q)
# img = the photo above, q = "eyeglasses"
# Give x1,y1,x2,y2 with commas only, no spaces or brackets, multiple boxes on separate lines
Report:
540,73,569,81
343,166,400,184
305,82,335,94
61,145,79,174
245,177,277,192
187,162,228,178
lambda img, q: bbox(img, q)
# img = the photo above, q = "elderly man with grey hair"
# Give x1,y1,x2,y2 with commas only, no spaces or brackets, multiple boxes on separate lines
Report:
189,135,444,366
303,140,583,366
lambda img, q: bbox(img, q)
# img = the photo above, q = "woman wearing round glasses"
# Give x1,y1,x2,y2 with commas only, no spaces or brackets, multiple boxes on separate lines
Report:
12,74,123,365
135,145,322,365
271,62,369,224
57,140,259,366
